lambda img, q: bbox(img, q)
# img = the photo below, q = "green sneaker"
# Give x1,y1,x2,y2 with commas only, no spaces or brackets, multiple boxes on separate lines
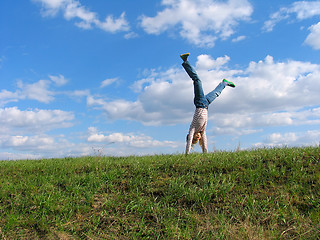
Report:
223,79,236,88
180,53,190,62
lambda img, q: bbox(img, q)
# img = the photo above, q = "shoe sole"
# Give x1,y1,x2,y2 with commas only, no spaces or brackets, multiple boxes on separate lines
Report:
223,79,235,88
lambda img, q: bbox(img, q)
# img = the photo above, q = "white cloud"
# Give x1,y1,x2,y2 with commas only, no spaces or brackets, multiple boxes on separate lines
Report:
232,35,246,42
139,0,253,47
87,127,178,149
0,75,71,106
290,1,320,20
97,12,130,33
65,89,90,103
87,78,193,126
17,80,54,103
100,78,118,88
32,0,66,16
267,132,298,145
2,135,54,149
234,55,320,114
0,152,42,161
0,126,179,159
263,10,289,32
0,134,93,160
304,22,320,49
257,130,320,147
63,1,97,24
87,96,167,125
71,89,90,96
33,0,130,33
211,108,320,136
0,89,20,106
49,74,68,86
0,107,74,134
196,54,230,70
124,31,139,39
263,1,320,32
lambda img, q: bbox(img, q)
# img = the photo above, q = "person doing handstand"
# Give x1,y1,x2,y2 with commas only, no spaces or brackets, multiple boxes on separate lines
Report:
181,53,235,154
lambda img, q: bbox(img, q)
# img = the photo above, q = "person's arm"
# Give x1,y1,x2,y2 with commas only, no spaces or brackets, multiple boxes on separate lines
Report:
200,131,208,153
186,128,195,155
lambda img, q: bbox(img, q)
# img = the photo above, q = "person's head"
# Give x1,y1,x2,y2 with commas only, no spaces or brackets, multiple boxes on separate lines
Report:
192,132,201,144
186,132,203,149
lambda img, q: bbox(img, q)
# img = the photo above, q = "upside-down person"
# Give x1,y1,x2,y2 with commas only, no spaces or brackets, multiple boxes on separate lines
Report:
180,53,235,154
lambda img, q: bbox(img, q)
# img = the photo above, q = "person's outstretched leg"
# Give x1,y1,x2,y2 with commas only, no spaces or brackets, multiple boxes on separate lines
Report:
181,55,200,82
205,79,235,105
205,81,225,105
181,54,208,108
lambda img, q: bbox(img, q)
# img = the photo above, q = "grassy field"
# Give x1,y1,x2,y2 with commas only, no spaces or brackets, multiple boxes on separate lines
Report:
0,146,319,239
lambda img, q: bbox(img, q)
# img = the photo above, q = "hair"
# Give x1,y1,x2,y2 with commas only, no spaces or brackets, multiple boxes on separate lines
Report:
186,132,203,150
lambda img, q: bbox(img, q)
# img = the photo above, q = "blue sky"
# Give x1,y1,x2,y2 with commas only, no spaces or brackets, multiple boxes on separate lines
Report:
1,0,320,159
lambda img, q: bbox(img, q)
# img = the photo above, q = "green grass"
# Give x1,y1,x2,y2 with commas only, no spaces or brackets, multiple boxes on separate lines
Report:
0,146,319,239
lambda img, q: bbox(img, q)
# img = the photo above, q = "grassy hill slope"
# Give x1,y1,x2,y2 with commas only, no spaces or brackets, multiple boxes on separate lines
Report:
0,147,319,239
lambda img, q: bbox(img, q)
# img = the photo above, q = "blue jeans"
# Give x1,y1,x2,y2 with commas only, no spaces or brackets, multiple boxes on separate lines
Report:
182,60,225,109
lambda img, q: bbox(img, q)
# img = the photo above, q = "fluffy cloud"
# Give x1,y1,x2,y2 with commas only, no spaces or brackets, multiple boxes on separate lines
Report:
0,107,74,134
0,80,53,106
263,1,320,50
100,78,118,88
87,127,176,147
263,1,320,32
0,89,20,106
0,134,93,159
1,135,54,149
256,130,320,148
33,0,130,33
0,73,89,159
232,35,246,42
0,75,69,106
236,55,320,112
0,125,180,160
17,80,54,103
96,12,130,33
139,0,253,47
0,152,42,161
211,108,320,136
49,74,68,86
304,22,320,50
